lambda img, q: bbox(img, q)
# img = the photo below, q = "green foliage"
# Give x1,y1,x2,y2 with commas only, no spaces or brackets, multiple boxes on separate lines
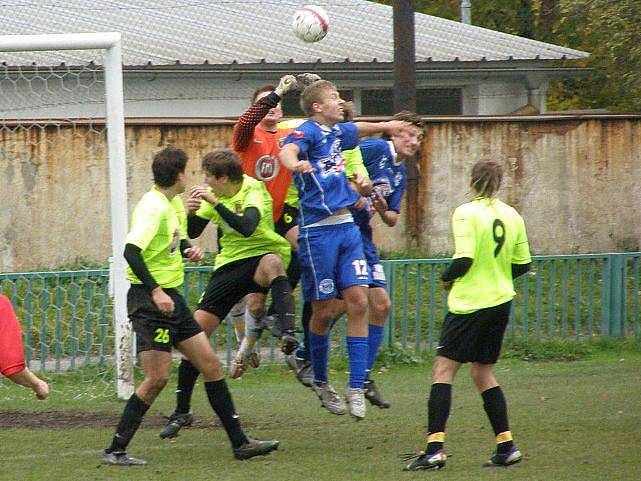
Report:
374,0,641,113
375,342,423,367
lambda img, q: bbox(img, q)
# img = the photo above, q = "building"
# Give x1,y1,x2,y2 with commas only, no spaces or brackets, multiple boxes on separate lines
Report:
0,0,589,118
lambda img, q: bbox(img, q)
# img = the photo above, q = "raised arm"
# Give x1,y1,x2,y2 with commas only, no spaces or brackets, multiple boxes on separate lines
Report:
232,75,297,152
354,120,408,138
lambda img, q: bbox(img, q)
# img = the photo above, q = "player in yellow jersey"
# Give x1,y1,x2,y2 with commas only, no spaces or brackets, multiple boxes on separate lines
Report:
160,149,297,438
405,160,531,471
102,147,278,466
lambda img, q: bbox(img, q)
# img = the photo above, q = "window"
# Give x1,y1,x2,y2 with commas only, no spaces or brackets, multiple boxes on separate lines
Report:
361,88,462,115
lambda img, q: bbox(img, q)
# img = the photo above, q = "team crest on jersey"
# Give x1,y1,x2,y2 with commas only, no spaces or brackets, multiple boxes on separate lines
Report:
319,278,335,295
293,130,304,139
234,202,243,214
317,139,346,176
254,155,280,181
394,172,403,187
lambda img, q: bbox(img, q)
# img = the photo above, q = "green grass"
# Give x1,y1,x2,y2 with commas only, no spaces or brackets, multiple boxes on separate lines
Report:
1,351,641,480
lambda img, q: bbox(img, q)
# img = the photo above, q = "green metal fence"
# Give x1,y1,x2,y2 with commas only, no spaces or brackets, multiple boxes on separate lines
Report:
1,253,639,373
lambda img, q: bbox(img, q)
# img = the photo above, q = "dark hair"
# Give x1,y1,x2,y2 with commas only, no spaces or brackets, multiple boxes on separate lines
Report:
152,146,188,187
299,80,338,116
470,160,503,198
201,149,243,183
392,110,424,132
251,84,276,104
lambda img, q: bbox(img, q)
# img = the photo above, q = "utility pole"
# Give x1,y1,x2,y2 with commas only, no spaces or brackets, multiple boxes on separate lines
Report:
393,1,420,246
393,0,416,113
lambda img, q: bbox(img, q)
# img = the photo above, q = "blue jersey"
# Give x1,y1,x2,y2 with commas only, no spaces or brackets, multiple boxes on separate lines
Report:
283,120,360,227
352,138,407,240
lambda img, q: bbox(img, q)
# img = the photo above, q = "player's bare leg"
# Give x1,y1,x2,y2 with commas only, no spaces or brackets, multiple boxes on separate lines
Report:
104,350,172,466
232,293,266,379
160,309,223,439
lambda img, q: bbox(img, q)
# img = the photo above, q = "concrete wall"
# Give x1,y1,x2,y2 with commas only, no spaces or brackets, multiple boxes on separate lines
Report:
411,117,641,256
1,116,639,272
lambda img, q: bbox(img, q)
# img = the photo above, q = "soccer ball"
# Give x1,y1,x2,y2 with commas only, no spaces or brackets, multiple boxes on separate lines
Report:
292,5,329,43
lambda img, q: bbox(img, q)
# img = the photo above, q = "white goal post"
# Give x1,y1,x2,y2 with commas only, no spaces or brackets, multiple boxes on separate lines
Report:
0,33,132,399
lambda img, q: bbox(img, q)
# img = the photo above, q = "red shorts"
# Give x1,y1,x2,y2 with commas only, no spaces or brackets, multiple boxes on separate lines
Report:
0,295,26,377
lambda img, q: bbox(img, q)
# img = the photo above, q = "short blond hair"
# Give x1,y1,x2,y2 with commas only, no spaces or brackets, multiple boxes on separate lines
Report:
299,80,338,116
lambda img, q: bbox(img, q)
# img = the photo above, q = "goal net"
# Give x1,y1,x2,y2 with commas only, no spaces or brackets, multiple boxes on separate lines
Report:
0,33,131,400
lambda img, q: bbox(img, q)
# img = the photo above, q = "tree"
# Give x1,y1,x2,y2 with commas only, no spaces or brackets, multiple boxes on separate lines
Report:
374,0,641,112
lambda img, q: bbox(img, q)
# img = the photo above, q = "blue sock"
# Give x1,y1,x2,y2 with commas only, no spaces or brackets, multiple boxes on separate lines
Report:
366,324,385,373
309,332,329,384
346,336,369,388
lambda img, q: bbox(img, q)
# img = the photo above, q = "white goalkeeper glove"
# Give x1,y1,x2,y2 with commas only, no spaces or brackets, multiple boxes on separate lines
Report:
275,74,297,97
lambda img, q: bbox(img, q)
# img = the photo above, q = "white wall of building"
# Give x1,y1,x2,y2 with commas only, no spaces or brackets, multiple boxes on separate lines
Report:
0,73,537,119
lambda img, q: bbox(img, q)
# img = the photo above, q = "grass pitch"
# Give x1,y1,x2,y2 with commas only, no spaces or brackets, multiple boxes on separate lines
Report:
1,351,640,481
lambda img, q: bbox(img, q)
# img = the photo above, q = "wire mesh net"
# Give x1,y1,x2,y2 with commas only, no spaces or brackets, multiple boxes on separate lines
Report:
0,53,119,400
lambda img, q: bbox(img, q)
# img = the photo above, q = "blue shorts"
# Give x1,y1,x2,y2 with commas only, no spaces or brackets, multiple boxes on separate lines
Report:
362,235,387,289
298,222,371,301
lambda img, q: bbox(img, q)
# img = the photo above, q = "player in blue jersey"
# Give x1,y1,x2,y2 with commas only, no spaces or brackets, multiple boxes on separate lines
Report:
349,111,425,408
279,80,408,420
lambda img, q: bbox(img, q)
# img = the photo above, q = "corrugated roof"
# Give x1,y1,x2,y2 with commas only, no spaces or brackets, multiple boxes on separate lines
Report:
0,0,588,67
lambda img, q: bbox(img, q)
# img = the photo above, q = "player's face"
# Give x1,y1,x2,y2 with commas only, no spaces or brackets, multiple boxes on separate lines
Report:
203,171,228,195
392,124,424,158
175,171,187,194
256,91,283,125
314,89,344,124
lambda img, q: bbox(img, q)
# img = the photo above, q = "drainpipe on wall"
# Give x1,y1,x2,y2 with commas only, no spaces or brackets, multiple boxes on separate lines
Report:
461,0,472,25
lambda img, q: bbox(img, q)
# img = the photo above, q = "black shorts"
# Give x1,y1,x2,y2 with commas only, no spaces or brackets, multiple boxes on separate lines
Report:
274,204,298,237
436,301,512,364
197,255,269,320
127,285,202,353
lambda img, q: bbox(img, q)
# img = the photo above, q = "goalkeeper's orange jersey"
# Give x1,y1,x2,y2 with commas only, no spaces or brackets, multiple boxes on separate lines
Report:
232,92,295,222
234,125,293,221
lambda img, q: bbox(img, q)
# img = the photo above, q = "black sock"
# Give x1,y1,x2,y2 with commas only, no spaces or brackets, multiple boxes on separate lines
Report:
204,379,249,449
270,275,296,333
482,386,514,453
176,359,200,414
106,393,150,453
286,250,301,290
426,383,452,454
302,301,312,362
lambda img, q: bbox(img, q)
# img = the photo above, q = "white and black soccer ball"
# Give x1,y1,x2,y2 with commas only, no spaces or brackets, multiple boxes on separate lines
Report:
292,5,329,43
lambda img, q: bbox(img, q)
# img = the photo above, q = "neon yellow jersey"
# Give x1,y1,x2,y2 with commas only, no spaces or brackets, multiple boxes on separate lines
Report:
125,187,187,288
195,175,291,269
278,119,306,209
447,197,531,314
284,181,299,208
343,146,369,180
